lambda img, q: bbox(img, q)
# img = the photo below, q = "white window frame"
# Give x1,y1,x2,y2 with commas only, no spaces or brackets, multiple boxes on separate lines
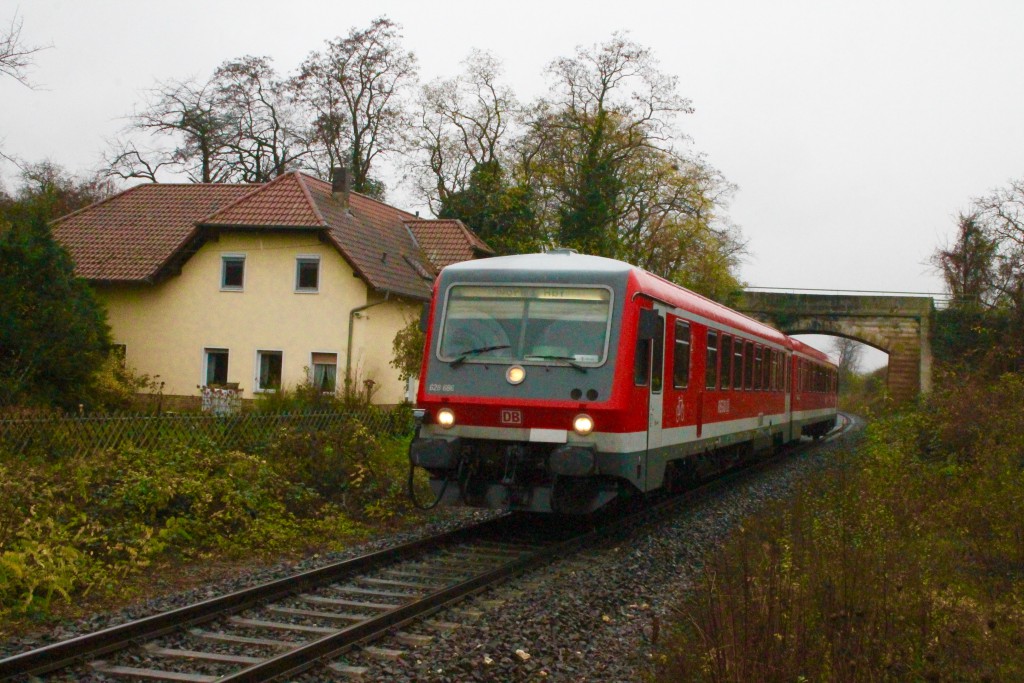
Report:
255,349,284,393
310,351,339,393
203,347,230,387
221,253,246,291
295,255,320,293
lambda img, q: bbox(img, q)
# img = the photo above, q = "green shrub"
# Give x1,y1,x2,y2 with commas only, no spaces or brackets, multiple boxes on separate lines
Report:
0,404,422,621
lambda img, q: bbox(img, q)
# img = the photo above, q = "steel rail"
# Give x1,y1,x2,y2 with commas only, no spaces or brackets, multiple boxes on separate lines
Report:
0,414,854,681
0,515,510,680
223,418,856,681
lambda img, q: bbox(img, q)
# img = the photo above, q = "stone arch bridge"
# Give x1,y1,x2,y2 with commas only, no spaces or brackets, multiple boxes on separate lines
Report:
736,292,935,403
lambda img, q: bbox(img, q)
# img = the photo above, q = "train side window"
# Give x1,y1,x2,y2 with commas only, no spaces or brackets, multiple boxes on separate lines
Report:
720,334,732,390
763,349,772,390
733,338,744,389
744,341,754,390
706,330,718,389
673,320,691,389
634,338,651,386
651,316,664,394
753,346,762,390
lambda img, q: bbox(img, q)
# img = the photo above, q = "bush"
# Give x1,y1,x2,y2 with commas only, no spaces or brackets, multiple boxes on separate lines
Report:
0,405,419,621
656,376,1024,682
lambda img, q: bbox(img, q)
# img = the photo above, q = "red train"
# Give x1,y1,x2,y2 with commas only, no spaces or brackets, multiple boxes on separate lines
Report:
411,251,837,514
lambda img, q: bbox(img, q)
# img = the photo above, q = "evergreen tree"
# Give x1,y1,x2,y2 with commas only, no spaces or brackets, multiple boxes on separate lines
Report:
0,211,111,408
438,160,541,255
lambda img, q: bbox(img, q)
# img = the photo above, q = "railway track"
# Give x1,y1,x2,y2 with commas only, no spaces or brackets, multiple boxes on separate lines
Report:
0,415,853,681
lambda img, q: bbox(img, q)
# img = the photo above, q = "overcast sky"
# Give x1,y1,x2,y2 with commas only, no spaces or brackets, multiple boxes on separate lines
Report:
3,0,1021,365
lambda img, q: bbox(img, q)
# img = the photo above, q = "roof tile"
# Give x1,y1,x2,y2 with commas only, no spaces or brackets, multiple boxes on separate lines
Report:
406,218,495,270
51,184,257,282
52,172,492,300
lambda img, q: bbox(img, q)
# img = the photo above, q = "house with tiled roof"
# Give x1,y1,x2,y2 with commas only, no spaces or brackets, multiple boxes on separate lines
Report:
51,169,493,406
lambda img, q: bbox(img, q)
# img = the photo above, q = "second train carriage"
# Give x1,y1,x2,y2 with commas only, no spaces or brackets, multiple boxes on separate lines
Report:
411,251,837,514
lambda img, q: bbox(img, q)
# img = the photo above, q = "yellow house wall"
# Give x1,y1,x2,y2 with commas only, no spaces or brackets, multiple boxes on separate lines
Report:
348,293,423,404
97,232,421,404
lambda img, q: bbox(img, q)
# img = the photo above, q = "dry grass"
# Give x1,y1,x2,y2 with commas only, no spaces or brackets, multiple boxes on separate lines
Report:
655,374,1024,682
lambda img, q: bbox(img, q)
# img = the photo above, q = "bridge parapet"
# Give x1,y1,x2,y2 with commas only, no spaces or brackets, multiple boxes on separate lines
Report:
736,292,934,402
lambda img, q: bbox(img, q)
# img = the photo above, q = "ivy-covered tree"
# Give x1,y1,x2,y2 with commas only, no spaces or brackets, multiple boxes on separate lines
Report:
932,212,998,310
390,316,426,385
932,185,1024,373
438,160,541,255
0,211,111,408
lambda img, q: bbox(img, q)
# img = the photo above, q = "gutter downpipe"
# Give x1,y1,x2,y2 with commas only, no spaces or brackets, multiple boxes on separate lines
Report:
346,293,390,393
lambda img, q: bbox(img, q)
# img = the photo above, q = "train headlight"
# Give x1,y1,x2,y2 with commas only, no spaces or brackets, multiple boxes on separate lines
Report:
506,365,526,385
436,408,456,429
573,413,595,436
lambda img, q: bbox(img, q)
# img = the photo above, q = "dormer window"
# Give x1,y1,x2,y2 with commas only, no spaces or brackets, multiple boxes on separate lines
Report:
296,256,320,292
221,254,245,290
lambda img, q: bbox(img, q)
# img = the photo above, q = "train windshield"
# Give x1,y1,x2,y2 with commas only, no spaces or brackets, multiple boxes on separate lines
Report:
438,285,613,366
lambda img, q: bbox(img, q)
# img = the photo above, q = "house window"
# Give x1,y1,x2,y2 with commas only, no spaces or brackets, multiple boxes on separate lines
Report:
222,255,245,290
311,352,338,392
205,348,229,386
296,256,320,292
256,350,283,391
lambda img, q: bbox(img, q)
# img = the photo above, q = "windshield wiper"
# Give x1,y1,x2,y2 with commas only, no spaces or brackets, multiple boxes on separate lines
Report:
524,354,588,373
450,344,511,368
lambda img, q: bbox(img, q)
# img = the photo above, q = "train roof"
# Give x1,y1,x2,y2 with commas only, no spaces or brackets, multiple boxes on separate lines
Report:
789,337,834,365
442,250,633,275
440,251,835,366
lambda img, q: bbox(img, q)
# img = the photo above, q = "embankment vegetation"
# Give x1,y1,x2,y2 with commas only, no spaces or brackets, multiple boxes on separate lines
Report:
656,178,1024,680
0,394,427,632
655,373,1024,681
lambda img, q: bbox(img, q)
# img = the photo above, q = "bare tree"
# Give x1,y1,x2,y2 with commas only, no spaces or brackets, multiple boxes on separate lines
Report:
1,11,48,88
970,179,1024,313
414,49,519,214
104,57,305,184
104,76,232,183
101,138,166,183
214,56,305,182
831,337,863,382
295,17,418,198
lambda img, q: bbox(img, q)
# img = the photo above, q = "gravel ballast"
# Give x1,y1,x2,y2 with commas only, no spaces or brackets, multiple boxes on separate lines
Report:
1,426,858,681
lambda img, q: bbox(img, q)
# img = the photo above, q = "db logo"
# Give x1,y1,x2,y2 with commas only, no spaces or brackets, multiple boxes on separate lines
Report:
500,409,523,425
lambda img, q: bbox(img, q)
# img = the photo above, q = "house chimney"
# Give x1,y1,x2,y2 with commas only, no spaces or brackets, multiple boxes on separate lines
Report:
331,167,350,208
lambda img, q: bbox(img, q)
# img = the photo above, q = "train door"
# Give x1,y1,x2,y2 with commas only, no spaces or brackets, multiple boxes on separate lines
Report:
638,305,666,490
